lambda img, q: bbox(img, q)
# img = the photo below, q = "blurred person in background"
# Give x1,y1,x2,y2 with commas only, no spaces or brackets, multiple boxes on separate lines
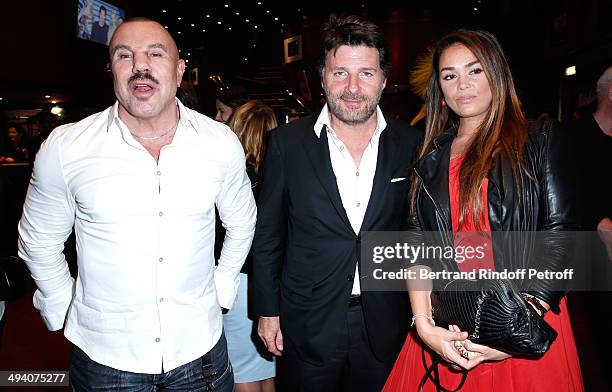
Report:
215,85,250,124
213,84,251,265
572,66,612,257
106,12,122,45
0,124,29,163
225,100,278,392
76,0,95,40
91,5,109,45
567,65,612,391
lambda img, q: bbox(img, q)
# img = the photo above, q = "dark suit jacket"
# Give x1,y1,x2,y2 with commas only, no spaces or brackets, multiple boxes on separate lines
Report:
253,112,421,365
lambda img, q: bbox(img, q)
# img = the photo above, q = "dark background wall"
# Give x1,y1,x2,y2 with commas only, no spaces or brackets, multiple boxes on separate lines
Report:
0,1,610,122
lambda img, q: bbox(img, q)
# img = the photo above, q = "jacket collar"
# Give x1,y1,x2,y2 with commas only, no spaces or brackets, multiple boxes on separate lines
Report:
414,127,505,233
432,128,457,150
303,111,400,234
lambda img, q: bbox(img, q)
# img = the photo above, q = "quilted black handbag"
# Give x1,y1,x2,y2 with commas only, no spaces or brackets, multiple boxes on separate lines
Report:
430,279,557,356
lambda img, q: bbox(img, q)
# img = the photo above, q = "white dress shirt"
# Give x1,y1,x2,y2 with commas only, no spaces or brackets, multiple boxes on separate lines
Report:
314,105,387,295
17,99,256,373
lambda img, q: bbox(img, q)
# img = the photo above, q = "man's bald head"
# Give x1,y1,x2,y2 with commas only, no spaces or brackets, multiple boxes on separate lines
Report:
596,66,612,102
109,17,180,61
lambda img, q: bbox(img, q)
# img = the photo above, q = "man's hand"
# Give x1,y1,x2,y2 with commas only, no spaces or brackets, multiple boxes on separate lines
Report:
597,217,612,260
258,316,283,356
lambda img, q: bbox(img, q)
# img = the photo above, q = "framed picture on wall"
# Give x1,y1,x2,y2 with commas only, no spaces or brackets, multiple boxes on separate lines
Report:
188,67,199,86
284,35,303,64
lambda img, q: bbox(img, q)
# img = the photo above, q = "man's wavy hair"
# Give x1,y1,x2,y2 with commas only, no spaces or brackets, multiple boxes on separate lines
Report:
318,14,390,78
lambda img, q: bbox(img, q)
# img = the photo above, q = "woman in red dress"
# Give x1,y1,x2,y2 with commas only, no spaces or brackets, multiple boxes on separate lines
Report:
383,30,583,391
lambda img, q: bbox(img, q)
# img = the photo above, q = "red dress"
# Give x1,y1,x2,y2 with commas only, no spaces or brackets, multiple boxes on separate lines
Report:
383,157,584,392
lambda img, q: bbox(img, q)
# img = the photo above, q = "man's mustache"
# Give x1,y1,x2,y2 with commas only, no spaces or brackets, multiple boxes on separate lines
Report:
339,92,365,101
128,73,159,85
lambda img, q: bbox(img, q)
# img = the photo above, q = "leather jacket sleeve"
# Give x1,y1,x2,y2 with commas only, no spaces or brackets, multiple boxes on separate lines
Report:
525,123,581,312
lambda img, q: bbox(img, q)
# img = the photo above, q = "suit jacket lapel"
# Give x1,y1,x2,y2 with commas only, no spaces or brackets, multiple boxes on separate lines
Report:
303,126,353,232
360,124,400,232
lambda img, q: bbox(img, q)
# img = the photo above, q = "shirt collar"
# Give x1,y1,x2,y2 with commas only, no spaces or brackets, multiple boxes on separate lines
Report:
313,104,387,139
106,98,198,134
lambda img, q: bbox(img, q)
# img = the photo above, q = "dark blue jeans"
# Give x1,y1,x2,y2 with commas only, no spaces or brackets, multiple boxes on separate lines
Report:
69,333,234,391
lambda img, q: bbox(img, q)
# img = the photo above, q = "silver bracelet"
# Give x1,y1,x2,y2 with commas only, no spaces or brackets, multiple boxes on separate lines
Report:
411,313,435,327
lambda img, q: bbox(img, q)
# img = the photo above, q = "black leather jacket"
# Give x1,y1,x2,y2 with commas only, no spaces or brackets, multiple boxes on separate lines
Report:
410,122,580,312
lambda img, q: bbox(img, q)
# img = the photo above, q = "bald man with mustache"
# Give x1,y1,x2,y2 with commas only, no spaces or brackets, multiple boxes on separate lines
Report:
18,18,255,390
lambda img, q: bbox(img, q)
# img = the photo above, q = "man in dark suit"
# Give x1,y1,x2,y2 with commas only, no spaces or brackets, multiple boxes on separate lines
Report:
253,14,421,391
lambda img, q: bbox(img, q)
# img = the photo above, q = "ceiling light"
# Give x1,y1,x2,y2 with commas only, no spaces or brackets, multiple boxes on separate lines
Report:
51,106,64,116
51,100,57,104
165,26,169,29
44,95,51,99
202,29,206,32
225,4,229,7
218,21,222,25
254,25,258,29
266,10,270,14
177,17,182,20
245,19,250,22
235,12,240,15
162,10,167,13
228,27,232,30
191,23,195,27
177,31,182,34
206,14,211,18
274,17,278,21
565,65,577,76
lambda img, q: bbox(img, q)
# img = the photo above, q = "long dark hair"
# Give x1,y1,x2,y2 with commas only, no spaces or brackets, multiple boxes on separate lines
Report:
411,29,528,229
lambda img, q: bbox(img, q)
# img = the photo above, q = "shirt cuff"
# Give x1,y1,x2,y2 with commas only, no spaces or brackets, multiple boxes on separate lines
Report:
214,270,240,309
32,277,75,331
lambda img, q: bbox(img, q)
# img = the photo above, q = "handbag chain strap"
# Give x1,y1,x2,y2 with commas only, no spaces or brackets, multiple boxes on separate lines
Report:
470,292,487,340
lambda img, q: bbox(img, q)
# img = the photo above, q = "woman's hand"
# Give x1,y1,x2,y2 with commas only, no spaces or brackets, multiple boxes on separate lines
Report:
462,340,512,361
414,318,483,370
449,325,512,363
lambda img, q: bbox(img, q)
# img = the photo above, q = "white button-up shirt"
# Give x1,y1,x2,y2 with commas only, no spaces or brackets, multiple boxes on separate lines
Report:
314,105,387,295
17,99,256,373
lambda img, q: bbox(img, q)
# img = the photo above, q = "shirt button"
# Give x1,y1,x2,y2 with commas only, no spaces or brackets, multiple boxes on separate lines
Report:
356,171,360,177
156,171,161,176
158,211,163,217
159,298,164,303
155,338,160,342
339,145,345,150
158,257,164,262
356,202,361,207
